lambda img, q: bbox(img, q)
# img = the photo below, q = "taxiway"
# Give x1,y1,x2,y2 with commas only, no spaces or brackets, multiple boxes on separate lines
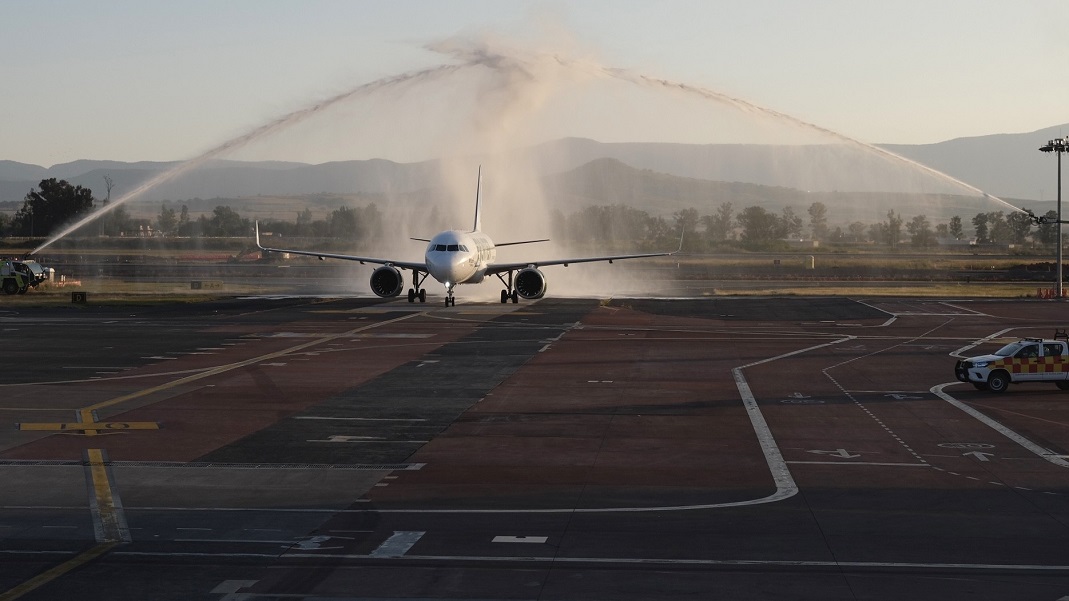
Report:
3,296,1069,600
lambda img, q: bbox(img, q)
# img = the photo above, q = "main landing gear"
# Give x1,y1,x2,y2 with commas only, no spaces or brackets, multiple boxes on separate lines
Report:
407,271,429,303
495,271,519,304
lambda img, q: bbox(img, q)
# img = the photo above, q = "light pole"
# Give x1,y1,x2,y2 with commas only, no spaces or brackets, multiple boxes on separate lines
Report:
1040,137,1068,298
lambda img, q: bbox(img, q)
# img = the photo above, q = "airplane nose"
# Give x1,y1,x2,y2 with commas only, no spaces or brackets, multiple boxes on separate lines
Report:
427,253,474,283
427,255,448,282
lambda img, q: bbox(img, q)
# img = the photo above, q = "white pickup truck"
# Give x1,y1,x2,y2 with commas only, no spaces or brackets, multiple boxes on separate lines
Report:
955,337,1069,393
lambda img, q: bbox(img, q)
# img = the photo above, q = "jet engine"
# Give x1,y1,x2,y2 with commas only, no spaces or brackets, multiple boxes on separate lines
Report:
515,267,547,300
369,266,404,298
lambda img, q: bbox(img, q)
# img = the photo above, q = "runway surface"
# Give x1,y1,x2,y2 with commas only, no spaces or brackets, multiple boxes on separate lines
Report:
3,295,1069,600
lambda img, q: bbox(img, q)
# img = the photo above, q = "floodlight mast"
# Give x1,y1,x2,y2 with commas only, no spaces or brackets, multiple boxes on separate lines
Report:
1039,138,1068,298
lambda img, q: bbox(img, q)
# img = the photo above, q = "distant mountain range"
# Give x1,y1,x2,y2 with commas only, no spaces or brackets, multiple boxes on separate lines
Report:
1,124,1065,222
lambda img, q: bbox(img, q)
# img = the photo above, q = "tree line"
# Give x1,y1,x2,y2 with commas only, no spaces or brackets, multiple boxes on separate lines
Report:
0,178,1059,253
0,178,385,243
554,202,1058,252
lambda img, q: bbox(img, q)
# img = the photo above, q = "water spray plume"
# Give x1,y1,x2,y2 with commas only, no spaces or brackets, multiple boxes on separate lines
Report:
31,36,1026,257
430,38,1028,216
30,62,465,256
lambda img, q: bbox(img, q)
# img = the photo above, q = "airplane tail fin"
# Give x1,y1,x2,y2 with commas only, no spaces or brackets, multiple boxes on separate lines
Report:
472,166,482,232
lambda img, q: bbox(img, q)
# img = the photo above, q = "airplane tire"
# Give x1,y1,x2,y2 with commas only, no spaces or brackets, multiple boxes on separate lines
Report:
511,291,518,303
500,290,508,304
407,289,415,303
419,289,426,303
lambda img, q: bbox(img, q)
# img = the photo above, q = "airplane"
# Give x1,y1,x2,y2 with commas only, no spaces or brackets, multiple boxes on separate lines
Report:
254,168,681,306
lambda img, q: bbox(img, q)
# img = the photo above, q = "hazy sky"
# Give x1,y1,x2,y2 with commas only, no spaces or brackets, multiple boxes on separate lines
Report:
2,0,1067,167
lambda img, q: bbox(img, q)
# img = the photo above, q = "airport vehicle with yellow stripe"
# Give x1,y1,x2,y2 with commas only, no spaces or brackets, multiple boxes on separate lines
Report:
955,337,1069,393
1,259,50,295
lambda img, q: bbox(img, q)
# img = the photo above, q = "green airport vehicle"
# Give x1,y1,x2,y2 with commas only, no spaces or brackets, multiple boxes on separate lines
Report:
1,259,51,295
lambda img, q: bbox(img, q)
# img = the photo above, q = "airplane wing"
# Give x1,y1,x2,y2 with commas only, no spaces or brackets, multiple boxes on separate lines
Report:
484,234,683,275
485,250,675,275
254,222,426,272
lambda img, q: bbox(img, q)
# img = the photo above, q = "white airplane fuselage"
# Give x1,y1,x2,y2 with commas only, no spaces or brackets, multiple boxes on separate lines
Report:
253,167,678,307
424,229,496,290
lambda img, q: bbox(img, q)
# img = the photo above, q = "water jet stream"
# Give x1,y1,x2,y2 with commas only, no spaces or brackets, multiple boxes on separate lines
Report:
429,40,1028,215
31,62,465,255
30,41,1028,256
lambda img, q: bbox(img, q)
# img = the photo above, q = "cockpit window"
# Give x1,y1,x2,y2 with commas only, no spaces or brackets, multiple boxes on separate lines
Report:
459,245,468,252
434,244,447,251
447,244,459,251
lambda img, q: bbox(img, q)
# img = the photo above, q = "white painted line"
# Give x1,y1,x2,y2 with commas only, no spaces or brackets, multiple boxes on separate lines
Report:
493,536,548,543
226,338,849,515
307,437,429,443
211,580,258,594
938,302,989,316
846,390,929,395
276,552,1069,572
787,461,929,467
0,550,76,555
728,338,855,508
732,367,796,503
849,300,896,326
932,382,1069,469
369,531,425,558
78,545,1069,572
950,327,1017,358
174,539,294,545
293,416,427,422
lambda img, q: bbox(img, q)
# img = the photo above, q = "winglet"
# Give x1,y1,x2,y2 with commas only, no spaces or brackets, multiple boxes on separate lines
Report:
473,165,482,232
672,228,685,254
254,221,264,250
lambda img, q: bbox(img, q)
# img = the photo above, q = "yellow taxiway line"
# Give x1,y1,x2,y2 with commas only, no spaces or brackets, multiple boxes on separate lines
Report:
0,542,117,601
15,312,425,435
